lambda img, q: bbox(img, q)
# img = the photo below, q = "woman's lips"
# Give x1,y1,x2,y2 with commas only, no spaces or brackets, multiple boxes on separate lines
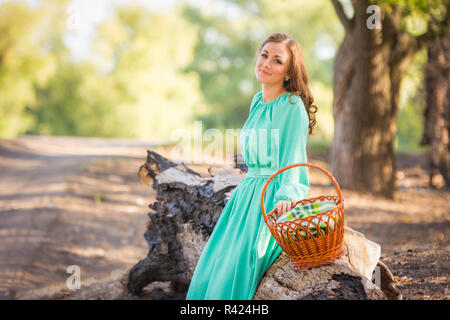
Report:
259,69,271,75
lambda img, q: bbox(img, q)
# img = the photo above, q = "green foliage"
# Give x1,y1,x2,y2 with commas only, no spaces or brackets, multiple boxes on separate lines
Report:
396,101,426,152
84,3,207,139
395,48,428,152
28,62,133,137
24,2,207,139
374,0,446,13
0,0,68,137
371,0,449,35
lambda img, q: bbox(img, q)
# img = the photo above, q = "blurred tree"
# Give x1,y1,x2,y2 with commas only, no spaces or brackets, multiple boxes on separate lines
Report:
29,61,134,137
24,0,134,138
421,35,449,188
28,3,207,139
88,3,208,139
330,0,449,198
0,0,68,138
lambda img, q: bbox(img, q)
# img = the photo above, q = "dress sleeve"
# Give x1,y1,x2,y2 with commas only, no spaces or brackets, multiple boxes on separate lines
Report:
248,91,261,114
272,96,310,203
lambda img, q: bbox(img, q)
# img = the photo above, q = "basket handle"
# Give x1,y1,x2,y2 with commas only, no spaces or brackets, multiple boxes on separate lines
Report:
260,163,343,223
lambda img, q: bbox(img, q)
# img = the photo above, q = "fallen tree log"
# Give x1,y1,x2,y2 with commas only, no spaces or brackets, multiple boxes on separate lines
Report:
128,150,401,300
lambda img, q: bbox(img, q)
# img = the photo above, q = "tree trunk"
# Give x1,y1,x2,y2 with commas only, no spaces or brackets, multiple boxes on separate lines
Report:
126,150,401,300
422,36,450,188
330,0,417,198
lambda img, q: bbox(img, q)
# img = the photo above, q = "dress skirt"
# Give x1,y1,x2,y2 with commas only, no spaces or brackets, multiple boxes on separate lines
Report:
185,167,283,300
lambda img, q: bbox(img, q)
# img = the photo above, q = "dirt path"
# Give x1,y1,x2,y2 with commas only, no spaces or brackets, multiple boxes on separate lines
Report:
0,135,448,300
0,135,168,299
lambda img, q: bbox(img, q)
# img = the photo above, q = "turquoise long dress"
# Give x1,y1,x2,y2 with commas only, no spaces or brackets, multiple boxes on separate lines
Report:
186,90,310,300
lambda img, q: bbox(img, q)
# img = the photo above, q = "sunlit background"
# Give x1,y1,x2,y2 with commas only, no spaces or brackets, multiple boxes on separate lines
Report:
0,0,427,152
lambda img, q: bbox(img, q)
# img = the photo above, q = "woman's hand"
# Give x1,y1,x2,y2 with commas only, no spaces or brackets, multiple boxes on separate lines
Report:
275,200,296,216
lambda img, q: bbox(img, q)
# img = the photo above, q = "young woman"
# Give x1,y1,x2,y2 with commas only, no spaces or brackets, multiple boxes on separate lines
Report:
186,32,318,300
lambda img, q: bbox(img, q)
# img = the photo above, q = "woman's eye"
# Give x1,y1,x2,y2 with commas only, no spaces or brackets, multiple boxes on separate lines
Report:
260,53,282,64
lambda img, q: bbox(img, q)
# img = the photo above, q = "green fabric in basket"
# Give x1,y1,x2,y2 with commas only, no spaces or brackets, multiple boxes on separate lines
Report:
276,200,339,241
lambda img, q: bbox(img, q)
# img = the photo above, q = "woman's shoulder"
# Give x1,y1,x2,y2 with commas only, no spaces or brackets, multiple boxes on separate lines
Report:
250,90,305,114
283,92,304,107
251,90,263,105
251,90,302,106
276,92,309,128
279,92,306,117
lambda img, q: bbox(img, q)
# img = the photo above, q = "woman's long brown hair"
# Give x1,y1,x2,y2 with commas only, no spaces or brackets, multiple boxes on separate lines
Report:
255,32,317,135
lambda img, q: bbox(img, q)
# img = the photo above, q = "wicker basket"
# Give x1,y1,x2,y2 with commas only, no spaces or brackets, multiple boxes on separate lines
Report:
260,162,345,270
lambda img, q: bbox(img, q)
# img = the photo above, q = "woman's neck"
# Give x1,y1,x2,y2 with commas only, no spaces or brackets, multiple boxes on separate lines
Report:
261,84,288,103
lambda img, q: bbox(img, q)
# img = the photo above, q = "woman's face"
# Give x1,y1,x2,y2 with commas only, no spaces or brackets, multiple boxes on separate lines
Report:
255,41,291,86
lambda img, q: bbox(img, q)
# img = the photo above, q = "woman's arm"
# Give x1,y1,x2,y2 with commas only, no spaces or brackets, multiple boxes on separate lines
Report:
272,96,310,212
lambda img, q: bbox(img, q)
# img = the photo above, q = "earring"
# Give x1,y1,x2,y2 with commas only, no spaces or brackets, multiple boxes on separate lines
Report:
284,77,289,81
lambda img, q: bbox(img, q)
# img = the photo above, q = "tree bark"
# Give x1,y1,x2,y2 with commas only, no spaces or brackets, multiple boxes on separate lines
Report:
422,36,450,188
330,0,449,198
126,150,401,300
